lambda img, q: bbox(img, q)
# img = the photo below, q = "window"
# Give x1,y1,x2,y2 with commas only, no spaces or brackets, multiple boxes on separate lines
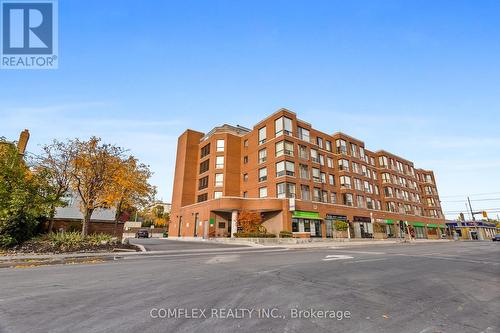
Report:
313,188,321,202
322,190,328,203
276,161,295,177
198,176,209,190
200,144,210,158
258,149,267,163
357,195,364,208
384,187,393,197
243,173,248,182
312,168,320,182
275,116,293,137
338,159,349,171
299,164,309,180
299,145,308,159
366,197,374,209
325,140,332,152
320,172,326,184
243,139,249,147
359,147,365,160
352,162,360,174
382,173,391,183
351,143,358,158
327,157,334,168
243,191,248,198
301,185,311,201
216,139,225,152
316,137,323,148
214,191,222,199
259,187,268,198
215,173,224,187
343,193,353,206
340,175,351,189
354,178,362,191
328,174,335,185
275,140,294,157
361,165,368,177
258,127,267,144
298,127,310,142
364,180,372,193
310,149,319,163
199,159,209,174
319,155,325,166
259,167,268,182
215,156,224,169
197,193,208,202
277,182,296,199
336,139,347,154
386,202,396,212
330,192,337,203
379,156,388,168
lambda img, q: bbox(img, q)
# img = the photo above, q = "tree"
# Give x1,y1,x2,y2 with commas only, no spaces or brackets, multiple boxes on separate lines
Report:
107,156,155,236
70,137,125,236
35,140,77,232
238,210,264,233
0,140,52,247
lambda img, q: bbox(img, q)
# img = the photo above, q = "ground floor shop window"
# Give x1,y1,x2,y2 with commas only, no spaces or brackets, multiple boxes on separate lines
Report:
292,218,321,237
414,226,426,239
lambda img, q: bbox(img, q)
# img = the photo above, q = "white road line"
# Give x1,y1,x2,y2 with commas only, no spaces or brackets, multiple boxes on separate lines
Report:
345,258,388,264
328,250,386,255
322,255,354,261
122,248,289,260
396,254,500,265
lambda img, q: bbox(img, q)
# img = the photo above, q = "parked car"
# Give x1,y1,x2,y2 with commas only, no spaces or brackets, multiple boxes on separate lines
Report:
136,229,149,238
492,234,500,241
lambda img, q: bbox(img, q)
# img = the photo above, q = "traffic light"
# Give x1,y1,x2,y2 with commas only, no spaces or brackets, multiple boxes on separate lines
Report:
482,211,488,218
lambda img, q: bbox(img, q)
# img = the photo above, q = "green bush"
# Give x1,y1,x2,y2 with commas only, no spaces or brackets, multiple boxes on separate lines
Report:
279,230,293,238
334,220,349,231
86,233,115,246
46,231,83,248
233,232,276,238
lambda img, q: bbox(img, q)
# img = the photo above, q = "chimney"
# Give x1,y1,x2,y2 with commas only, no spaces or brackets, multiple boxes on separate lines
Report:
17,129,30,155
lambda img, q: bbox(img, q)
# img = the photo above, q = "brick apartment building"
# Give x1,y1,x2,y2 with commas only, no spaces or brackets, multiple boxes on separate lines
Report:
169,109,445,239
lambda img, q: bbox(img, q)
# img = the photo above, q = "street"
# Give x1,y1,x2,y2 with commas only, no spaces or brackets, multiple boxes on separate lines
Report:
0,241,499,333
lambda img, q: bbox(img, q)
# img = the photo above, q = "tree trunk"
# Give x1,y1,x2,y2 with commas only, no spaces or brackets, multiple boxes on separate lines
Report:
81,209,94,237
48,207,56,233
113,199,123,237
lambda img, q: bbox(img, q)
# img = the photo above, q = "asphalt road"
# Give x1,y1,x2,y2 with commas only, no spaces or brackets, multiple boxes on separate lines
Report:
0,241,499,333
130,238,251,251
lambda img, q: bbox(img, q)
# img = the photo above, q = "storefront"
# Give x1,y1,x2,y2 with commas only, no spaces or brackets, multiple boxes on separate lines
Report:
353,216,373,238
426,223,440,239
292,211,322,237
325,214,347,238
385,219,397,238
409,221,427,239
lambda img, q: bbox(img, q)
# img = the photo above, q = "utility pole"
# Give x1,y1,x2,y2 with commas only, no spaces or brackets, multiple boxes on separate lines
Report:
467,197,475,221
467,196,482,240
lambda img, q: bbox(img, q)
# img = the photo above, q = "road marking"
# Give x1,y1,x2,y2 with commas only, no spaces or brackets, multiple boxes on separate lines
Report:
122,248,289,260
322,255,354,261
328,250,386,255
205,255,240,264
395,254,500,265
344,258,388,264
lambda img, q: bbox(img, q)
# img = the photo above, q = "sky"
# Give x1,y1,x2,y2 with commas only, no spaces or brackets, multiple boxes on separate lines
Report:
1,0,499,220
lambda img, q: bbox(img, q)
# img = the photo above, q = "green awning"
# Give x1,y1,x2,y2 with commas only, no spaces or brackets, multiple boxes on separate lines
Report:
385,219,395,225
439,225,446,229
409,221,425,227
292,211,322,220
427,224,438,228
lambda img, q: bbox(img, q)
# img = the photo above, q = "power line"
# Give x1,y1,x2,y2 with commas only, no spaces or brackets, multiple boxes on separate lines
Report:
441,197,500,203
440,192,500,198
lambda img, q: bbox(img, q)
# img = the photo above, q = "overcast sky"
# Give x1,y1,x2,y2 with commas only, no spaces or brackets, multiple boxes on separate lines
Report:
1,0,499,219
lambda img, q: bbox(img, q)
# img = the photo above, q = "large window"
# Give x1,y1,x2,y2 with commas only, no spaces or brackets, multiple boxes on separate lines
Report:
199,159,209,174
299,164,309,180
329,174,335,185
312,168,320,182
276,161,295,177
338,159,349,172
379,156,388,168
325,140,332,152
316,137,323,148
384,187,393,197
277,182,296,199
336,139,347,154
313,188,321,202
299,145,308,160
258,148,267,163
197,193,208,202
343,193,353,206
259,187,268,198
310,149,319,163
275,116,293,137
330,192,337,203
200,144,210,158
301,185,311,201
354,178,362,191
382,173,391,183
351,143,358,158
275,140,294,157
340,175,351,189
258,127,267,144
298,127,310,142
198,176,209,190
216,139,225,152
215,173,224,187
259,167,268,182
215,156,224,169
327,157,334,168
214,191,223,199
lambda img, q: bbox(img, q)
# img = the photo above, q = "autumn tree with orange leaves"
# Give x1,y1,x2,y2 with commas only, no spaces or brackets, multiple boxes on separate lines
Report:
238,210,264,233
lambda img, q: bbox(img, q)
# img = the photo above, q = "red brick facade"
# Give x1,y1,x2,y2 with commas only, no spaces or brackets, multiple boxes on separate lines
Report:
169,109,445,239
